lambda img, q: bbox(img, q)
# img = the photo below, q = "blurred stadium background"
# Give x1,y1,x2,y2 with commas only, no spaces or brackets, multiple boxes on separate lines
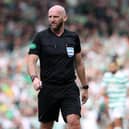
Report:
0,0,129,129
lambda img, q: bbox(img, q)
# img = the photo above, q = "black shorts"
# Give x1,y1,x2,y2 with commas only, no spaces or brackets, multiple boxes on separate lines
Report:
38,82,81,123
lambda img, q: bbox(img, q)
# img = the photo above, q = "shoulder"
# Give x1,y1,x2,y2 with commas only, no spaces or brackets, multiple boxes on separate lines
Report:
115,71,128,80
101,72,112,87
33,28,50,38
102,72,113,82
103,72,112,78
64,29,79,37
36,28,49,37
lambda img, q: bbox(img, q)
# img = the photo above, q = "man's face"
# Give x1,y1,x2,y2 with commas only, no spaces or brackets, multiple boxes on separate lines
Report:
48,9,65,31
109,63,118,73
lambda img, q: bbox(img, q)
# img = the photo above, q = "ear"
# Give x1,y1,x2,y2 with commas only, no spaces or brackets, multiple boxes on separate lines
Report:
64,15,68,22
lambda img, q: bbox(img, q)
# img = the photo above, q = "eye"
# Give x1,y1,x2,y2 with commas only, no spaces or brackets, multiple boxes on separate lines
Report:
54,16,59,18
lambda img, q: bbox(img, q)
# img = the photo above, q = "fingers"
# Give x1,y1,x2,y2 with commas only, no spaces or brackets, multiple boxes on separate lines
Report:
82,96,88,104
81,89,88,104
33,79,42,91
81,93,88,104
35,84,42,91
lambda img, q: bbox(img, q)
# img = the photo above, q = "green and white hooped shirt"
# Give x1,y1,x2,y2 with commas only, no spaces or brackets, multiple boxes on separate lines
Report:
101,71,129,109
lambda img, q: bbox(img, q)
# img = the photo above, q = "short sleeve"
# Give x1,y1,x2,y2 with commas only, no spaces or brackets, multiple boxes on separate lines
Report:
74,34,81,53
28,33,41,55
101,72,111,88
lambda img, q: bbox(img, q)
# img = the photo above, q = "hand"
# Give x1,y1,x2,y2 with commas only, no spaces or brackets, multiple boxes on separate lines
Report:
81,89,88,104
32,77,42,91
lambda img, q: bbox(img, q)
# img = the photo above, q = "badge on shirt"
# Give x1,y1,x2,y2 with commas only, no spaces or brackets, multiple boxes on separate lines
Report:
29,42,36,49
66,47,74,57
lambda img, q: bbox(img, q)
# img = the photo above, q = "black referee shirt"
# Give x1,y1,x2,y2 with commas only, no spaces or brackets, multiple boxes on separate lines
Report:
28,28,81,85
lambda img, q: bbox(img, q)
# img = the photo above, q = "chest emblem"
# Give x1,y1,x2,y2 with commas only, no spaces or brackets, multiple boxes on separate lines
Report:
66,47,74,57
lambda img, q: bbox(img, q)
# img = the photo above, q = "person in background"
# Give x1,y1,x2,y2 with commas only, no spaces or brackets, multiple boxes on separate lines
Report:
101,60,129,129
27,4,88,129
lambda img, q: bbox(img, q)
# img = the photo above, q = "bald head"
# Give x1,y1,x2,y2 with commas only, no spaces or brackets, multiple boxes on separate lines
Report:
48,5,67,17
48,5,68,33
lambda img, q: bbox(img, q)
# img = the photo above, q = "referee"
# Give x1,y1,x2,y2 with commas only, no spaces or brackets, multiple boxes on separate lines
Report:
27,5,88,129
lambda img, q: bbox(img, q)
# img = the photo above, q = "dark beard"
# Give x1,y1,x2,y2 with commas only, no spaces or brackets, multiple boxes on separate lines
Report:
50,22,63,32
111,70,117,74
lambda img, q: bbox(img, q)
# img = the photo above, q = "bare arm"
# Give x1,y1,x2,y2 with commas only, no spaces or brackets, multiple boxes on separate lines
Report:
27,54,39,76
75,52,88,104
27,54,42,91
75,53,87,86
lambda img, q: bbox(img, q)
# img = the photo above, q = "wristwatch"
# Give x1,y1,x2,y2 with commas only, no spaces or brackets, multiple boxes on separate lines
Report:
81,85,89,89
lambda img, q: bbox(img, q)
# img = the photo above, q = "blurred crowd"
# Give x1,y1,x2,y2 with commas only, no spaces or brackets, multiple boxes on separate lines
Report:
0,0,129,129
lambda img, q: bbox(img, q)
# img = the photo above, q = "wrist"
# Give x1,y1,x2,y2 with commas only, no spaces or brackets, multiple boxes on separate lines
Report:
81,84,89,90
30,75,38,82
